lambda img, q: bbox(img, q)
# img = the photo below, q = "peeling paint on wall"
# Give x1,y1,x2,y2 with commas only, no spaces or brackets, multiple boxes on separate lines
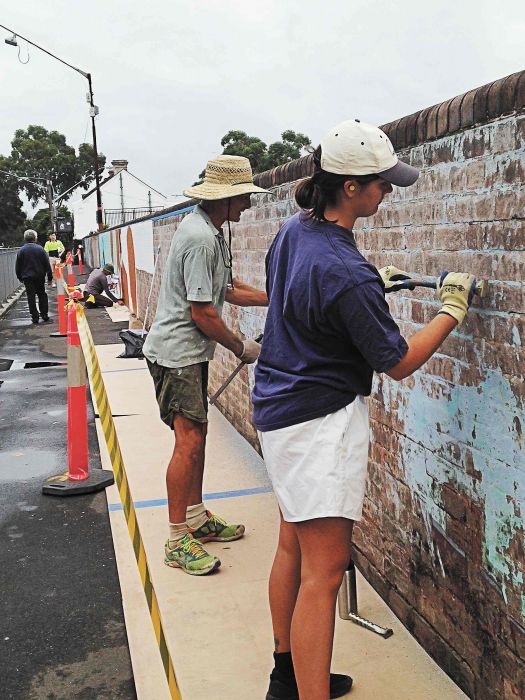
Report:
390,366,524,614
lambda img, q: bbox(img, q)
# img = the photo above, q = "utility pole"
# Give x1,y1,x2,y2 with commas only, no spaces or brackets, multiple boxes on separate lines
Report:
119,171,125,224
87,73,103,231
46,179,56,234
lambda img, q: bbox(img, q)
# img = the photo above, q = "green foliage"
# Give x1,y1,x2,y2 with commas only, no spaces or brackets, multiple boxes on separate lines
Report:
77,142,106,186
221,130,269,173
265,130,311,170
24,206,72,247
0,156,27,247
197,129,312,182
5,125,106,205
223,129,311,173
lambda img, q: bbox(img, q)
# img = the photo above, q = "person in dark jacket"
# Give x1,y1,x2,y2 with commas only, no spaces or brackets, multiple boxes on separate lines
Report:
15,230,53,324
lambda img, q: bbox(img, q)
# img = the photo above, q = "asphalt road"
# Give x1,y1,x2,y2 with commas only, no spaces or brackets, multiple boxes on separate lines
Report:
0,271,136,700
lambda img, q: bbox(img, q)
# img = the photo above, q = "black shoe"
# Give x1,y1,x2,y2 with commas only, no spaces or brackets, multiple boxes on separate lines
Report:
31,318,39,325
41,315,50,322
266,672,353,700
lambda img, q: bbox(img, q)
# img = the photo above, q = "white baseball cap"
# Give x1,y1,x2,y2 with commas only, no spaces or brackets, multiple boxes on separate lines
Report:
320,119,419,187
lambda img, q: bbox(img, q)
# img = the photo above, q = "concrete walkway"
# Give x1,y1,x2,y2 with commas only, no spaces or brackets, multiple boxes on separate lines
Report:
90,304,467,700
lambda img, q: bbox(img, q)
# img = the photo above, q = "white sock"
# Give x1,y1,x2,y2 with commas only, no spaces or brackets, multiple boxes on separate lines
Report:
186,502,208,530
168,521,189,547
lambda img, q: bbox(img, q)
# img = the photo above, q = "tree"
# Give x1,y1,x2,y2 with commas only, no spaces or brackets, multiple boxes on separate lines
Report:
6,125,105,205
0,158,26,247
197,129,312,182
24,205,73,247
264,130,312,170
76,142,105,188
221,130,270,173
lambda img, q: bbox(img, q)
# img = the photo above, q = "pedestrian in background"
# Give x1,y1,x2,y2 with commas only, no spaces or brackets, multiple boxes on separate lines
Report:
253,120,478,700
44,232,65,261
15,229,53,324
44,232,65,287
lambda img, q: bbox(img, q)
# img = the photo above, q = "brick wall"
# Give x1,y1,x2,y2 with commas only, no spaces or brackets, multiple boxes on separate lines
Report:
138,71,524,698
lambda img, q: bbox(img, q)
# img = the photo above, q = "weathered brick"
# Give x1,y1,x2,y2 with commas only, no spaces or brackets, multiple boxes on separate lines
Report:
125,79,525,700
441,484,468,521
411,610,476,698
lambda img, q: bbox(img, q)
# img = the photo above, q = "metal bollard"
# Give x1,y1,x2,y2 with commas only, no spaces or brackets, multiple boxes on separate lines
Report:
338,560,394,638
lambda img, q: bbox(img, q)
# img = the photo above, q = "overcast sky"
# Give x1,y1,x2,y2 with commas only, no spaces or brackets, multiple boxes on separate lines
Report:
1,1,523,213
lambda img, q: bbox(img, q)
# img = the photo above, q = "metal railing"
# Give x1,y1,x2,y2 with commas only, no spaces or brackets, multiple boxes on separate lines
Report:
0,248,22,306
104,207,165,227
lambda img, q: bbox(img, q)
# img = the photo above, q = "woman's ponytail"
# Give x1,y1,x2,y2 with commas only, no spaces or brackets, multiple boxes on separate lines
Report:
294,145,378,223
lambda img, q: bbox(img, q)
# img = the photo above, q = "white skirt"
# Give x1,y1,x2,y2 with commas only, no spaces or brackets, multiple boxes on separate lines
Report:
258,398,369,522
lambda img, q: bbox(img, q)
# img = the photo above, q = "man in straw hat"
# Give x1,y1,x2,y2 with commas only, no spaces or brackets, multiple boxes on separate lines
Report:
143,154,271,576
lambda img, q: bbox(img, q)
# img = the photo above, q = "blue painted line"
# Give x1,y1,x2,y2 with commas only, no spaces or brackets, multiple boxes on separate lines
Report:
108,484,272,512
152,205,195,221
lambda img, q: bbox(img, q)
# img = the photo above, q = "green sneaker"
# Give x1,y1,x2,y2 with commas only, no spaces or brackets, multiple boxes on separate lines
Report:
191,510,245,543
164,533,221,575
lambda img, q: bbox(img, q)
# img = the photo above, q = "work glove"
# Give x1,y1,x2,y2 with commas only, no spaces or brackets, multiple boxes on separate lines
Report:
378,266,413,293
436,271,477,326
236,338,261,364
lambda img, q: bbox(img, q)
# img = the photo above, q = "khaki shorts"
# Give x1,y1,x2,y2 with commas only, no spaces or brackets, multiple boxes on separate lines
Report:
147,360,209,428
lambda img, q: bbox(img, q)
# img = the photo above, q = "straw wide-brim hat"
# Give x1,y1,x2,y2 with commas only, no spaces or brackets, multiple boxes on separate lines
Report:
183,155,271,201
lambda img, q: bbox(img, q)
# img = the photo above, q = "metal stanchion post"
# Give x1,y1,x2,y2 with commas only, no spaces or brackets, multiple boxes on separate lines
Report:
338,560,394,638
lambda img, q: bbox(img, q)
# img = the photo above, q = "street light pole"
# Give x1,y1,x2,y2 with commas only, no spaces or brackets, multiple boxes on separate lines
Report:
1,23,104,232
46,179,56,234
87,73,103,231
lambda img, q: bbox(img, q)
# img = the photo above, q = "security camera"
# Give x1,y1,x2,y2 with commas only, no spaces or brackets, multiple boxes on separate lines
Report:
5,34,18,47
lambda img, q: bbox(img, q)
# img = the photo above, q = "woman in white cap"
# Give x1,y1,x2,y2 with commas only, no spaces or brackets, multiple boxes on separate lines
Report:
253,120,477,699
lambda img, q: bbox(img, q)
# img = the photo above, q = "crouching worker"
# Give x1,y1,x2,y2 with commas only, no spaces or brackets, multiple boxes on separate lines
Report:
143,155,271,576
83,264,124,308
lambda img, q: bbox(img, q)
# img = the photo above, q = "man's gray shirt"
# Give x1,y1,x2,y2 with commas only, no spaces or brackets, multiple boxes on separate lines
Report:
143,205,230,368
84,268,119,303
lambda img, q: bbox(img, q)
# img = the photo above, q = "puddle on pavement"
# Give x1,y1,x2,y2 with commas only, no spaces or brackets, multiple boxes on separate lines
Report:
0,450,61,481
16,502,39,512
24,361,65,369
0,359,65,372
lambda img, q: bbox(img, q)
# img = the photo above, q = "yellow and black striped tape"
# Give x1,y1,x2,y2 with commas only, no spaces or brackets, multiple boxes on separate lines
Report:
75,303,181,700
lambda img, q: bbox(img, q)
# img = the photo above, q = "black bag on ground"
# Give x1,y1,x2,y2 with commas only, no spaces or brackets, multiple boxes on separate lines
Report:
118,329,147,358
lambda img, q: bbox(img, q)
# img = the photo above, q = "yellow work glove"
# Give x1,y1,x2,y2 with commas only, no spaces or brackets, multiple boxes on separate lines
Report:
378,265,413,293
436,271,477,325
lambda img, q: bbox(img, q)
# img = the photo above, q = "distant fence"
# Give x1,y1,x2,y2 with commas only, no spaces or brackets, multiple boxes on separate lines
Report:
104,207,165,228
0,248,21,306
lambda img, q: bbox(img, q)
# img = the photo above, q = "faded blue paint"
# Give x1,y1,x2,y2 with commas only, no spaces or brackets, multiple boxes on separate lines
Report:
98,230,112,268
391,367,524,616
152,205,195,221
